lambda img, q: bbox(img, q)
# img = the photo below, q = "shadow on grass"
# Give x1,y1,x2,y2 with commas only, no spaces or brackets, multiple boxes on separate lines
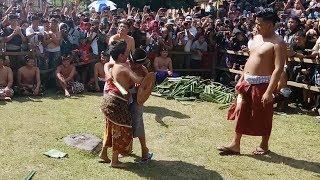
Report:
144,106,190,128
13,96,43,103
123,159,223,179
275,104,317,116
245,151,320,175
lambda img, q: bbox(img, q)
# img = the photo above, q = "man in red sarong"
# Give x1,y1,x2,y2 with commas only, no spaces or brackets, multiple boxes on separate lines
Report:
218,9,286,156
99,40,144,168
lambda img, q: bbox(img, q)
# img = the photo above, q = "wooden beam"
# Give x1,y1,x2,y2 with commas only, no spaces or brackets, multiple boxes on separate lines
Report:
219,49,320,64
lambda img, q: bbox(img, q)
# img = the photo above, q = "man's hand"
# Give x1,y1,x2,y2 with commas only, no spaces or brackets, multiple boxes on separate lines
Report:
34,87,40,95
168,70,173,76
261,92,274,107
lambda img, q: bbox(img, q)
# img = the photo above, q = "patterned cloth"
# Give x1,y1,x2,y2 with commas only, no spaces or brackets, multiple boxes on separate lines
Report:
101,93,132,127
67,81,84,94
227,80,273,136
0,86,14,97
244,74,271,84
103,119,132,155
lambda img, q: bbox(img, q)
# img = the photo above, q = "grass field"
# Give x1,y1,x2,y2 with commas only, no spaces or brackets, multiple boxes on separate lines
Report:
0,92,319,180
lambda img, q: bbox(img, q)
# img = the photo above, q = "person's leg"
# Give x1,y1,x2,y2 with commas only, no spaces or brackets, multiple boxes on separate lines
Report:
138,135,149,159
224,132,242,152
57,79,70,97
99,122,111,163
253,135,270,155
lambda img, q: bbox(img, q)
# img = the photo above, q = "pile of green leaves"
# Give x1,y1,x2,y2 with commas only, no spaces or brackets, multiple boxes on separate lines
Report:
152,76,235,104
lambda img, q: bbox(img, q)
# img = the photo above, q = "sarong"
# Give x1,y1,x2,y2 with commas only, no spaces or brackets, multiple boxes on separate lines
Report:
0,86,14,97
103,119,133,154
101,92,133,154
101,92,132,127
227,75,273,136
67,81,84,94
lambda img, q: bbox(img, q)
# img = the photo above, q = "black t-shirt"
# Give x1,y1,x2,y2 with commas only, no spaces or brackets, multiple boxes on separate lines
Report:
1,26,24,46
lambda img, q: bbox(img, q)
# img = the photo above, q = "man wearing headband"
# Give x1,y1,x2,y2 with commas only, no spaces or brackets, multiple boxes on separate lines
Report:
128,48,153,163
16,56,41,96
0,56,14,101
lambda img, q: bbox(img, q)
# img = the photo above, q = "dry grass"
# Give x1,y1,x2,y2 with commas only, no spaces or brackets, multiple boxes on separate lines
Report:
0,92,319,179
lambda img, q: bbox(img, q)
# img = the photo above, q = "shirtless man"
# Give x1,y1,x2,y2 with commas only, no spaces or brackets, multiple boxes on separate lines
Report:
218,9,286,156
44,18,62,69
93,51,108,92
17,57,41,96
108,21,135,62
154,47,178,84
0,57,14,101
99,40,144,168
128,48,153,162
56,56,83,97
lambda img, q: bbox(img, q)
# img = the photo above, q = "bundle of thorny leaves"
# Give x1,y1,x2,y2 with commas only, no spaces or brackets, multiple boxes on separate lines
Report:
152,76,235,108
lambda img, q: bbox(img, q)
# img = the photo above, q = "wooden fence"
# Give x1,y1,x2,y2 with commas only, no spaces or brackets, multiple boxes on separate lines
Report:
217,49,320,92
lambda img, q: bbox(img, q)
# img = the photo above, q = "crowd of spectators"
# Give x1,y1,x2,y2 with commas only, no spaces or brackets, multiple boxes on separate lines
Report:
1,0,320,112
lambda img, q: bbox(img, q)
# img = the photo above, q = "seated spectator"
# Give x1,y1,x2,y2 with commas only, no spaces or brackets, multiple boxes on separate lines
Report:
154,47,179,84
0,57,14,101
56,56,84,97
191,33,208,69
88,51,109,92
16,56,41,96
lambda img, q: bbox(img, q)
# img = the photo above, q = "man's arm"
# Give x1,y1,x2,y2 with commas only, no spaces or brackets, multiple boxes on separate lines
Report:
127,69,143,84
262,41,286,106
104,62,114,80
55,66,64,81
94,64,100,89
35,67,41,89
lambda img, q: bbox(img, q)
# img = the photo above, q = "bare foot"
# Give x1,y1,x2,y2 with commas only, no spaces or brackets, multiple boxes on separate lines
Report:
217,145,240,153
4,97,12,101
110,161,126,168
64,90,71,97
99,155,111,163
252,147,270,155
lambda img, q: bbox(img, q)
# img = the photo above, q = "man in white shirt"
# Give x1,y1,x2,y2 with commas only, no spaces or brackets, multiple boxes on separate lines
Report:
26,15,45,53
183,16,197,68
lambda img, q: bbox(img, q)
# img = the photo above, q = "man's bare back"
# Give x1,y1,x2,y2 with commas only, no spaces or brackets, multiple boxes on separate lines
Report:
112,63,136,92
244,34,285,76
0,66,11,86
18,66,39,85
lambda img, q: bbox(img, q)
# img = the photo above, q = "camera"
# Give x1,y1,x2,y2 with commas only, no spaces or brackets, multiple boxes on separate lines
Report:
183,22,189,26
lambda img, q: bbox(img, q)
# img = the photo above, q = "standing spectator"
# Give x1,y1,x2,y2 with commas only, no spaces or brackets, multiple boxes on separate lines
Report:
284,17,301,45
191,34,207,69
44,18,62,69
1,14,27,71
